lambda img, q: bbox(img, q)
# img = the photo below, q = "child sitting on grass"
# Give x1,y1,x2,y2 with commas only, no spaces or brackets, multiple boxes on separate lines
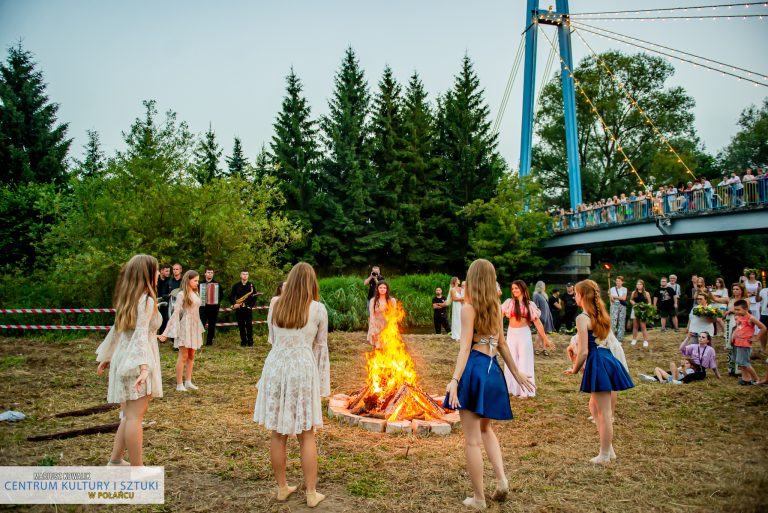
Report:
639,359,695,385
731,299,767,385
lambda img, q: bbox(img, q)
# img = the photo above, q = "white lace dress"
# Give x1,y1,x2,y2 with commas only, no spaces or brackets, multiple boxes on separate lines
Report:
162,291,204,350
96,294,163,403
253,300,331,435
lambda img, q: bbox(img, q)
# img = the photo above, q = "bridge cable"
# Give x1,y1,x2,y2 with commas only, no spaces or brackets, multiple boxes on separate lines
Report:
569,20,768,87
568,2,768,16
534,42,558,119
568,14,767,21
493,34,526,135
569,20,768,83
569,25,698,180
537,23,647,189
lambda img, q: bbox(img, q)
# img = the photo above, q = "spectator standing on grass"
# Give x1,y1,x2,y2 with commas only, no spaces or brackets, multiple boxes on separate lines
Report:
449,277,464,342
609,276,628,342
432,287,450,335
723,283,748,376
742,270,762,320
629,280,651,348
363,266,384,303
563,283,579,334
668,274,682,332
731,299,767,385
199,267,221,346
653,277,678,332
157,264,171,333
711,278,729,336
548,289,563,333
230,269,257,347
532,282,555,357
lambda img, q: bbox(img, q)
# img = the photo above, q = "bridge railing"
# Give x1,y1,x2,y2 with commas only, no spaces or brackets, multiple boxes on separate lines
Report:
551,179,768,233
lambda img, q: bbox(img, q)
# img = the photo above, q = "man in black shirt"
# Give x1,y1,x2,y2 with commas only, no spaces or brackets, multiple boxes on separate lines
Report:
199,267,222,346
364,266,384,302
548,289,562,333
157,264,171,333
432,287,450,335
562,283,579,333
229,269,257,347
653,277,678,331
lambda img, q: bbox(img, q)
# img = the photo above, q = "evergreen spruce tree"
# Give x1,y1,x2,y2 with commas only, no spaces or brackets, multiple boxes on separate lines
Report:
226,137,248,178
253,144,272,182
316,47,373,270
74,130,106,179
193,124,222,185
0,43,71,186
401,72,449,271
368,65,408,269
436,55,505,270
270,68,321,227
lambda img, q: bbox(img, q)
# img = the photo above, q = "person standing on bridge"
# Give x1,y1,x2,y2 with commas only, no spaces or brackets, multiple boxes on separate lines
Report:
629,280,651,348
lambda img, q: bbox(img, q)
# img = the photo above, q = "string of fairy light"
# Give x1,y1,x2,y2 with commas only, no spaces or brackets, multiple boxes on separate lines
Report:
536,24,648,189
528,4,766,185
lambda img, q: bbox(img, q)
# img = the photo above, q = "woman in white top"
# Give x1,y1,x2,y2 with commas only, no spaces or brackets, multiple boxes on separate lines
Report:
711,277,729,335
253,262,330,508
609,276,628,342
96,254,163,466
743,271,762,320
449,276,464,341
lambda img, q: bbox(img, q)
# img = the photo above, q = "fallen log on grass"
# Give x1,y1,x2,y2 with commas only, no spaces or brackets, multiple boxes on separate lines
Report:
40,403,119,420
27,422,121,441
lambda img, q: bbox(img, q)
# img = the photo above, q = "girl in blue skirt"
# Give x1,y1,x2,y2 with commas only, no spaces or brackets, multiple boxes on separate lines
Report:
564,279,634,464
444,259,534,510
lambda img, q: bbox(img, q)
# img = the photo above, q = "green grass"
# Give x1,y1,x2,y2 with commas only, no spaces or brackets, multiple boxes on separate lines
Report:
0,354,26,369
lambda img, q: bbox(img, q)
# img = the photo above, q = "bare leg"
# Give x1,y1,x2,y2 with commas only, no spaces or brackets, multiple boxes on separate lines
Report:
185,349,195,382
591,392,613,464
109,403,127,462
459,410,486,505
641,322,649,342
297,430,324,507
653,367,669,382
176,350,186,385
122,396,149,466
660,316,667,330
270,431,288,487
632,318,639,339
588,395,597,421
479,419,507,499
672,314,679,329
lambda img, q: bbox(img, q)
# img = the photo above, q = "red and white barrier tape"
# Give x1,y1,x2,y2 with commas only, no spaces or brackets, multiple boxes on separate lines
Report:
0,325,112,331
0,308,116,314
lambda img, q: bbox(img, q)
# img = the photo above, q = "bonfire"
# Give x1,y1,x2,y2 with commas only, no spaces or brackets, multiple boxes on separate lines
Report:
346,301,447,421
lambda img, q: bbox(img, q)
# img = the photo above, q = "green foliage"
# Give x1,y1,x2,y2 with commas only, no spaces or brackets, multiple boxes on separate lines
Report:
0,43,71,187
346,476,387,498
225,137,249,179
193,124,223,185
72,130,106,179
0,355,26,369
464,174,551,283
533,51,703,203
718,98,768,171
0,181,60,267
318,273,451,330
632,302,658,323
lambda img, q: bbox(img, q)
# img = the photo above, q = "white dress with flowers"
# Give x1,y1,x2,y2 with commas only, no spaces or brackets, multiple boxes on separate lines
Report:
162,291,204,350
253,300,331,435
96,294,163,403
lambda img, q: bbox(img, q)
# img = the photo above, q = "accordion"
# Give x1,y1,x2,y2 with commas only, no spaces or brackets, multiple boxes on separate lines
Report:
199,282,220,305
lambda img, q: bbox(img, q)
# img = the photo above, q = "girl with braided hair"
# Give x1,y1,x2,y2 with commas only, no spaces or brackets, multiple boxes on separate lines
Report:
564,280,634,464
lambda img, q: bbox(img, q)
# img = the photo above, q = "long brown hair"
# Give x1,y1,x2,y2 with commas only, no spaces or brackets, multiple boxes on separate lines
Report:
114,254,158,332
272,262,319,329
509,280,532,320
372,280,393,313
575,279,610,340
180,270,199,309
466,259,501,337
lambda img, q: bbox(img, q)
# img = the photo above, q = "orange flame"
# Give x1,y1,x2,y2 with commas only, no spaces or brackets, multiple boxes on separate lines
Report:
365,301,416,408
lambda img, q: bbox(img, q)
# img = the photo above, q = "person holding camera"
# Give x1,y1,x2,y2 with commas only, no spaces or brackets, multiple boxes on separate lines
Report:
364,266,384,302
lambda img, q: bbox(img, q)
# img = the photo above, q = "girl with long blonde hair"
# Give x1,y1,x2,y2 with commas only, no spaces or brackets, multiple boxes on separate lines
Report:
444,259,533,510
564,280,634,464
254,262,330,508
96,254,163,466
159,270,204,391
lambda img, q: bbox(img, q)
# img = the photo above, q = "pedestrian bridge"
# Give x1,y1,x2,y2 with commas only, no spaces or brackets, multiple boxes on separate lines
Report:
543,185,768,250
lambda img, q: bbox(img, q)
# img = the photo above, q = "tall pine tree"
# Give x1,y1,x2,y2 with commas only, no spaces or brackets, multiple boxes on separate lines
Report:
0,44,71,186
368,65,408,270
74,130,106,179
436,55,505,270
270,68,321,230
226,137,248,178
316,47,373,271
193,124,222,185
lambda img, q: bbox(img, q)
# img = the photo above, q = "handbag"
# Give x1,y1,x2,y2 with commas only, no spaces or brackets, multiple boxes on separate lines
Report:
597,331,629,373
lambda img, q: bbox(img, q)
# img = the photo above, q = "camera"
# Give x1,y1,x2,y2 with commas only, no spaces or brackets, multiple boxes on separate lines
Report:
371,272,379,278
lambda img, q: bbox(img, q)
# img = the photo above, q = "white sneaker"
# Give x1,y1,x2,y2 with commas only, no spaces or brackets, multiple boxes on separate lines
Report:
642,340,649,348
184,381,198,390
176,384,187,392
630,340,637,346
670,380,683,385
638,373,657,383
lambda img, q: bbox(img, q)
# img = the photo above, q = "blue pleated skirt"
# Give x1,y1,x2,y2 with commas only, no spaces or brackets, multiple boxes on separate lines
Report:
443,350,513,420
580,346,635,393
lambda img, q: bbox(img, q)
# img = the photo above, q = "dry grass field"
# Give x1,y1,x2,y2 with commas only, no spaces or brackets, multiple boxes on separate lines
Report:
1,328,767,513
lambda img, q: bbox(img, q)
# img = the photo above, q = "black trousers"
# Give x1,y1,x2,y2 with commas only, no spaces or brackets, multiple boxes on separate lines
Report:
434,315,450,334
563,309,577,331
200,304,220,345
159,304,169,334
235,307,253,346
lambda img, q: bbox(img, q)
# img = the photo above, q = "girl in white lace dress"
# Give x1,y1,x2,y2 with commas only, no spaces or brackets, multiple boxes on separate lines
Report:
159,270,204,391
96,254,163,466
253,262,330,508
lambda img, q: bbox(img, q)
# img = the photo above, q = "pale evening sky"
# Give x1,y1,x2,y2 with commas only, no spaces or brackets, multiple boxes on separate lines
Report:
1,0,766,171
